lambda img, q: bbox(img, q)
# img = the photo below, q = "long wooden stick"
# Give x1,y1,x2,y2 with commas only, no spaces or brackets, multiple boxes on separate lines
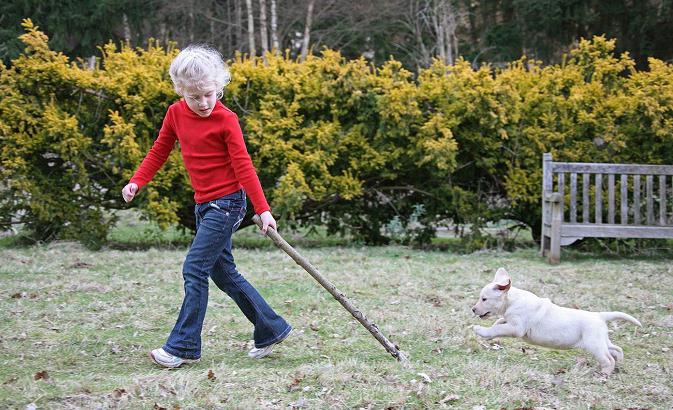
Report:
252,215,410,364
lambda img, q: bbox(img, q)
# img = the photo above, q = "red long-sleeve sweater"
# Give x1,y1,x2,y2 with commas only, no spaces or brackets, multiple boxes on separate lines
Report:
129,100,270,214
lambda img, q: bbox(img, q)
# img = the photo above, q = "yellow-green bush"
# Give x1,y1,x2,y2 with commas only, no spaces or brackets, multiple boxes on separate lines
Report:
1,22,672,246
495,37,673,235
0,20,178,247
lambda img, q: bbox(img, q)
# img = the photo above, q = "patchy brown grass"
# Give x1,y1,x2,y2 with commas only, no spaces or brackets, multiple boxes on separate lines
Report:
1,240,672,409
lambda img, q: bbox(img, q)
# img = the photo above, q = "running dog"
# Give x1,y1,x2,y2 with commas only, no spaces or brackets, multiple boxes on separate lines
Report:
472,268,641,375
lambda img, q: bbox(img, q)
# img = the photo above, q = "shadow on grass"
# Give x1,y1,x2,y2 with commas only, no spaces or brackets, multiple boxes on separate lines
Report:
555,239,673,263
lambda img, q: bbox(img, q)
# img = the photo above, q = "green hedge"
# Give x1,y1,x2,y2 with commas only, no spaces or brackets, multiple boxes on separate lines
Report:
1,20,672,247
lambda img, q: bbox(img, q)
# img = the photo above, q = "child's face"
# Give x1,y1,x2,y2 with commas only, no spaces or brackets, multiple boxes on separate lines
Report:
183,86,218,117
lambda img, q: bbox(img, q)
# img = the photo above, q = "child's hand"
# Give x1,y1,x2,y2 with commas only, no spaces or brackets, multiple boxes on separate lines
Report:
259,211,277,234
121,183,138,203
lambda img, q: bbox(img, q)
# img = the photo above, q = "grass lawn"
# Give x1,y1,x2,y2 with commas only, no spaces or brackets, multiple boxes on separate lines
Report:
1,226,672,409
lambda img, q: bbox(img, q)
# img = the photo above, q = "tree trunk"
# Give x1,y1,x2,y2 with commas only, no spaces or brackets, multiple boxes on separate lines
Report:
270,0,279,53
442,0,458,65
433,4,446,62
208,6,215,44
300,0,315,61
259,0,269,55
225,1,232,54
189,0,195,43
159,22,167,46
245,0,256,56
235,0,243,50
430,0,458,65
409,0,431,67
122,13,132,43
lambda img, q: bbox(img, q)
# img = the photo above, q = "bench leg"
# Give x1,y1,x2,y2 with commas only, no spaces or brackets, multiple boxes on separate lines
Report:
549,199,562,264
540,233,550,257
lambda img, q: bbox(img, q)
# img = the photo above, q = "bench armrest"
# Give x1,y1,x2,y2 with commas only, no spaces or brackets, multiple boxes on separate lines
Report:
544,192,562,203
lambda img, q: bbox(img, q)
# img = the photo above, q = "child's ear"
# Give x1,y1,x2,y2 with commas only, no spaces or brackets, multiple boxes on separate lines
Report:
493,268,511,291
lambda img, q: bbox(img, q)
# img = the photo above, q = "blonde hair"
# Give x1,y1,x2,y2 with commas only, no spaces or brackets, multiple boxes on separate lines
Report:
169,44,231,98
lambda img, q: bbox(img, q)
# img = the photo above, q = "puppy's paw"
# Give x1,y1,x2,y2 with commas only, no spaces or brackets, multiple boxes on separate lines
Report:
472,325,489,338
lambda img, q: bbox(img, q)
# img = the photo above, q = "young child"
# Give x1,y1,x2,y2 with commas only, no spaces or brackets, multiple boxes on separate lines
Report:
121,44,292,368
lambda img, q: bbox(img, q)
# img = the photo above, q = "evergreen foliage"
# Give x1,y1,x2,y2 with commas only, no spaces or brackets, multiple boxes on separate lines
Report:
1,22,672,247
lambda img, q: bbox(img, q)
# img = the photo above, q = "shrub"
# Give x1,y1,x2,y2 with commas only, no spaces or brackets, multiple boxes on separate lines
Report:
2,23,671,248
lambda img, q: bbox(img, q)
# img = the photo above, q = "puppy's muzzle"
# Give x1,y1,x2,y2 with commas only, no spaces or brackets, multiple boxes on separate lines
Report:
472,307,490,318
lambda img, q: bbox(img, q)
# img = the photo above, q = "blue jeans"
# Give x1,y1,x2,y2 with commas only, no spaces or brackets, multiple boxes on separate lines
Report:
163,189,291,360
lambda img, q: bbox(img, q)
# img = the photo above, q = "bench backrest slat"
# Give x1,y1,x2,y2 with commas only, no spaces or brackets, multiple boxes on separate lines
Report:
634,176,641,225
608,174,615,224
582,173,590,222
660,176,667,225
647,175,654,225
570,173,577,223
595,173,603,224
621,174,628,224
557,172,565,218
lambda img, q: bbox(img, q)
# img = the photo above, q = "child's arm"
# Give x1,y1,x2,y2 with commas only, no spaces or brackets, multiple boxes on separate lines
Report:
122,107,177,202
223,112,274,231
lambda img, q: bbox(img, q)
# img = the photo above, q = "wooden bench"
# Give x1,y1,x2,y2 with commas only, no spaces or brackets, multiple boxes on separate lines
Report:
540,153,673,263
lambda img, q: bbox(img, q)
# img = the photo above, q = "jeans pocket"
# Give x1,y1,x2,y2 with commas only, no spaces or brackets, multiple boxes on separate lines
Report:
232,206,246,232
203,199,243,232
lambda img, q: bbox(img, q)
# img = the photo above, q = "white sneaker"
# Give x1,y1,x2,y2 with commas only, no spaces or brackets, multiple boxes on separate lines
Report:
149,348,199,368
248,329,292,359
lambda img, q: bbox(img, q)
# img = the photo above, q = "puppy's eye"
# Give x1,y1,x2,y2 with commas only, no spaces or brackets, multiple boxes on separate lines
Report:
481,297,487,302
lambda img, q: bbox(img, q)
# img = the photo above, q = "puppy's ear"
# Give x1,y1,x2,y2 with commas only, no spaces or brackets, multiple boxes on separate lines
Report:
493,268,511,292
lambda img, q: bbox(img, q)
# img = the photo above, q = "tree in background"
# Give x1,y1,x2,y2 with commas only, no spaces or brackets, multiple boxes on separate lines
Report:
3,1,672,70
0,0,149,62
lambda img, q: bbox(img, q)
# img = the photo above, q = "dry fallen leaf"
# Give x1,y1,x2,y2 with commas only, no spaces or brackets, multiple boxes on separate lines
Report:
208,369,217,381
154,404,167,410
417,372,432,384
438,394,459,404
288,377,302,392
552,373,565,388
71,261,93,269
291,397,306,408
112,388,127,398
109,343,122,354
159,383,176,396
427,296,443,307
34,370,49,381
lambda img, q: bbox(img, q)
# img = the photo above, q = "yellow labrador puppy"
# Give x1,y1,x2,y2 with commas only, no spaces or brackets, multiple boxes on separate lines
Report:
472,268,641,375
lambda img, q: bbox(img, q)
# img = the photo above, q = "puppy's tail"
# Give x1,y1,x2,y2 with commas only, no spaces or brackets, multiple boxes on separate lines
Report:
600,312,642,327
